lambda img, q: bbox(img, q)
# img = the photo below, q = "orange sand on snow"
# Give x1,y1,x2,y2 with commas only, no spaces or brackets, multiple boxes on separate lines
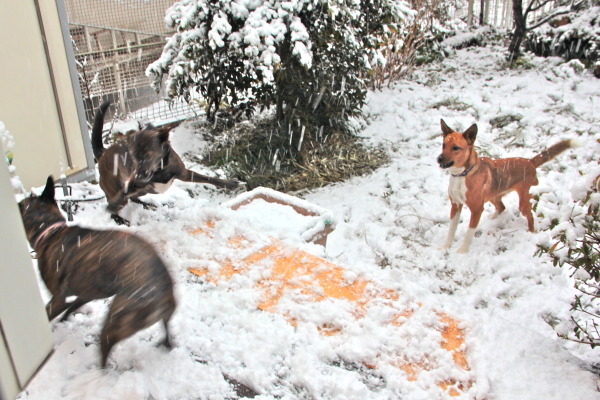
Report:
189,221,470,396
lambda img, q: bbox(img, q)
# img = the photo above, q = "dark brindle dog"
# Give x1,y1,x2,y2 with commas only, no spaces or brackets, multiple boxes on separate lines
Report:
92,101,241,225
19,176,177,367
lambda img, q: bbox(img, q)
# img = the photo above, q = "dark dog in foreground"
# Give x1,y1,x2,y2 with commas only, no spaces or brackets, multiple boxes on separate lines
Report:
92,101,241,225
19,176,177,367
437,119,578,253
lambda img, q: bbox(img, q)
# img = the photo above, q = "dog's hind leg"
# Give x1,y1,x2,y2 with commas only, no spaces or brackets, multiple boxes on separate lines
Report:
159,297,177,350
179,169,241,190
517,184,535,232
100,295,146,367
100,293,173,367
490,197,506,219
439,203,462,250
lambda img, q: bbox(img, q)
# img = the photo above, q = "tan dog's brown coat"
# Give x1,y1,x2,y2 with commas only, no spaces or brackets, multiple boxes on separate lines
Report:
437,119,577,253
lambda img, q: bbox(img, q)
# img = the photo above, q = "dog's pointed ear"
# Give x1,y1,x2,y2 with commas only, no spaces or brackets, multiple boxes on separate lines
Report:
441,119,454,137
40,176,55,203
157,128,170,143
161,121,182,132
463,124,478,145
158,130,170,143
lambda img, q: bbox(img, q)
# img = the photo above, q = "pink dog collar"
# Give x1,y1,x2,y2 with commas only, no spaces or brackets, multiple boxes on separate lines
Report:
33,222,66,249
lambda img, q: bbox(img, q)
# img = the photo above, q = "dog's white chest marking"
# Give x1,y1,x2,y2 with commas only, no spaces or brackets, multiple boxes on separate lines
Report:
151,178,175,194
448,175,467,205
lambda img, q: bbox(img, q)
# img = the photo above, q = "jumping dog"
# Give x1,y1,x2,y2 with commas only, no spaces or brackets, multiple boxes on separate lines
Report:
19,176,177,367
437,119,577,253
92,101,241,225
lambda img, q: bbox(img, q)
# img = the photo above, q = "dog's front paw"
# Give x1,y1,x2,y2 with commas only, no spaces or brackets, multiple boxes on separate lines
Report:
158,336,173,350
438,242,452,251
130,198,157,210
456,246,470,254
111,214,131,227
226,180,245,191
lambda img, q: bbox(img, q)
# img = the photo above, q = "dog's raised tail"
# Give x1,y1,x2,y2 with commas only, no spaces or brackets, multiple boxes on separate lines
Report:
92,101,111,161
531,139,579,168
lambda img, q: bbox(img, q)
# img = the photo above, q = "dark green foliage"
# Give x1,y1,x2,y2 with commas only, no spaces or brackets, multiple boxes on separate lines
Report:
200,113,389,192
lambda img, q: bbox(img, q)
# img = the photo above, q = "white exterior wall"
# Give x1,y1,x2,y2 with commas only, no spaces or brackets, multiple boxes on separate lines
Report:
0,0,93,191
0,1,93,398
0,160,54,400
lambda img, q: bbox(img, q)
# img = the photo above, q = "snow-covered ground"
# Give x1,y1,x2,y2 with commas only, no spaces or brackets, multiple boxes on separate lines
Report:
17,43,600,399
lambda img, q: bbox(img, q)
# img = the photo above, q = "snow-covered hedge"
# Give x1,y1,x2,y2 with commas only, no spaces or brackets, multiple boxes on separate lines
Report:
537,166,600,347
526,6,600,72
146,0,416,130
373,1,469,82
441,26,491,50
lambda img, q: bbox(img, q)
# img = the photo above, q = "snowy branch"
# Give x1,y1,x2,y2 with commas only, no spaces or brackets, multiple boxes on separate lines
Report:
528,7,572,30
526,0,554,15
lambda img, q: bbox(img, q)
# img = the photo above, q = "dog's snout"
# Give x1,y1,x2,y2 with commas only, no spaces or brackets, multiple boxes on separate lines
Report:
437,154,454,169
136,164,154,182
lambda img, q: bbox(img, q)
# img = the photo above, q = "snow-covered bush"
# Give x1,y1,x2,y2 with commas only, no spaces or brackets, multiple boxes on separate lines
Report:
371,0,469,87
441,25,491,51
147,0,416,140
526,5,600,72
536,168,600,347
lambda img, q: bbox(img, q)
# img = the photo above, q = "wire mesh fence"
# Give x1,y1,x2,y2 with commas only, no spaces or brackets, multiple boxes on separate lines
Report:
64,0,559,128
64,0,204,126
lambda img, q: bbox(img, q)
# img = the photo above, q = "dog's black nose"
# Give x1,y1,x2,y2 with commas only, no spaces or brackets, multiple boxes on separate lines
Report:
437,155,444,164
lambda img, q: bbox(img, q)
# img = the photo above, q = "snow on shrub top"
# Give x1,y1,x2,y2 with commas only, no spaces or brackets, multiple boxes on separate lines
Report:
147,0,416,96
441,26,491,49
527,5,600,65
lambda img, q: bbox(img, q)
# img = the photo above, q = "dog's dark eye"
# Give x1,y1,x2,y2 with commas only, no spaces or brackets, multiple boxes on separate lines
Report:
452,146,461,151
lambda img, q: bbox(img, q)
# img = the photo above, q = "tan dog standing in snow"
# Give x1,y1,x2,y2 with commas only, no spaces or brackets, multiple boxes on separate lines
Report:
437,119,577,253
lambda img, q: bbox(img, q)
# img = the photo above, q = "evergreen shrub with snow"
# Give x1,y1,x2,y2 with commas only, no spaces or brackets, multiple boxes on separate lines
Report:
526,4,600,73
147,0,416,140
536,169,600,347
